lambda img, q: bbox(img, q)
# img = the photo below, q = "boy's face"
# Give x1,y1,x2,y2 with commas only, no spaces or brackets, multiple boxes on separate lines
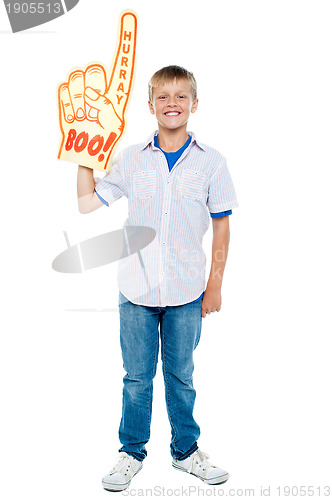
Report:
148,78,198,132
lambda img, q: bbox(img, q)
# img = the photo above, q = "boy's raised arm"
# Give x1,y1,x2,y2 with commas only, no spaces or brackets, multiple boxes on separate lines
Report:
77,165,104,214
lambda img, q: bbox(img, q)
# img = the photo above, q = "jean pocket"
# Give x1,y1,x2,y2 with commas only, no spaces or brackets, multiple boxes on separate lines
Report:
179,169,206,200
194,314,202,350
133,170,156,199
118,291,129,306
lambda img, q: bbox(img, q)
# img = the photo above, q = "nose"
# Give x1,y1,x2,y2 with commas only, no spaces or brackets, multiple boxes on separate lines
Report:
167,97,176,107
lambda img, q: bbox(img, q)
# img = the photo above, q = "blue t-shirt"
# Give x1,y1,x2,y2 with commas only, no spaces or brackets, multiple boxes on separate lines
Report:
154,134,192,171
154,134,232,305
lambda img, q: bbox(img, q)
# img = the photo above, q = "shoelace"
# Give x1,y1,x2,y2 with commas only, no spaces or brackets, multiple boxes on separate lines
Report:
188,450,214,474
110,453,134,476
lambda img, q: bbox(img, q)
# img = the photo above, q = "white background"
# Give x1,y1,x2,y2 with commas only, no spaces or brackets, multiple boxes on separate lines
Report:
1,0,332,498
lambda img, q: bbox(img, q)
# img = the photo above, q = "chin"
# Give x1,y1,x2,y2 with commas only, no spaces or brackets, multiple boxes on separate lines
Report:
159,121,188,131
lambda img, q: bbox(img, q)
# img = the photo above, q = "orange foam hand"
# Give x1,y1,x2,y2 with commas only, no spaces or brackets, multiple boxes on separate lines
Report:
57,10,137,172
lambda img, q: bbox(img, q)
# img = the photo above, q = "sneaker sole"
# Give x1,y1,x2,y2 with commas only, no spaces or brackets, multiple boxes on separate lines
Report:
172,463,229,485
102,463,143,491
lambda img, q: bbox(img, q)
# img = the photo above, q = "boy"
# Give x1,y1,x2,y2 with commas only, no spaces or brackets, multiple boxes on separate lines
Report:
77,66,238,491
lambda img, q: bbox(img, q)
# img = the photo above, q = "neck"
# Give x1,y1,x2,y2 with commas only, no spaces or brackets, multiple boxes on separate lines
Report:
157,127,189,152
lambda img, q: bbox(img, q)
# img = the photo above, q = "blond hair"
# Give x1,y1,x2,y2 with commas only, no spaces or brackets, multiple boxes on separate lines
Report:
148,65,197,102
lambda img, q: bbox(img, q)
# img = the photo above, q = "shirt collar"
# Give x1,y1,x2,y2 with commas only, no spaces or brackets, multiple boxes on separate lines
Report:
140,130,206,152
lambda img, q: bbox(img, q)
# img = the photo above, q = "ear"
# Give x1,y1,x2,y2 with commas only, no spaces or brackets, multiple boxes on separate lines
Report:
148,101,155,115
191,99,199,114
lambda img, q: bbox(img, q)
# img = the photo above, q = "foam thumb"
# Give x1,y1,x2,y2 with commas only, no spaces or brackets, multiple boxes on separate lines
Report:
84,87,112,112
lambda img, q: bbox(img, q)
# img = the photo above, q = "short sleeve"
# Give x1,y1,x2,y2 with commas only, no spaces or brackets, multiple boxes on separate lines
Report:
94,152,128,207
210,210,232,218
207,156,238,213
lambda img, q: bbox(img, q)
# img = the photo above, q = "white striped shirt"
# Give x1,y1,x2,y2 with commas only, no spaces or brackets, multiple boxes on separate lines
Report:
95,131,238,306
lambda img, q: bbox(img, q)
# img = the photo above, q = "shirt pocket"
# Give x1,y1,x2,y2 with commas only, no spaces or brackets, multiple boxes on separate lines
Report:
178,169,206,200
133,170,156,199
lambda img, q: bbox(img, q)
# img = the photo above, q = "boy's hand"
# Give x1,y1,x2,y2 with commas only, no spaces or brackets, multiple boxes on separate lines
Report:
201,287,222,318
57,10,137,172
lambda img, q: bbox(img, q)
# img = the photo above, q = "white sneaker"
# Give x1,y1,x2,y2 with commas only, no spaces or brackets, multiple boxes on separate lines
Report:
172,449,229,485
102,452,143,491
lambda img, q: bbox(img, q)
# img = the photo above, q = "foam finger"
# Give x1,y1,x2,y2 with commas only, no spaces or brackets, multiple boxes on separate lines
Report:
68,70,85,121
59,84,74,123
85,64,107,120
107,10,137,118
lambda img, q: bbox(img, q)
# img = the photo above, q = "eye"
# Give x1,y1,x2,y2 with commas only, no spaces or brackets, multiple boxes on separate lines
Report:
177,95,186,99
158,96,167,100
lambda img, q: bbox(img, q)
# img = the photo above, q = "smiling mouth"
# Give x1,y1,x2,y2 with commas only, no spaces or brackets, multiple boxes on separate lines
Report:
164,112,180,116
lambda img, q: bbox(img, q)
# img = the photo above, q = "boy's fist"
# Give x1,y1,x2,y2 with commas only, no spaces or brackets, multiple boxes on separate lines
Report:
57,10,137,172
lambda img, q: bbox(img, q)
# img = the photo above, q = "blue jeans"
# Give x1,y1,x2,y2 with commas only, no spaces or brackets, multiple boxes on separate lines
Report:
118,291,203,461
